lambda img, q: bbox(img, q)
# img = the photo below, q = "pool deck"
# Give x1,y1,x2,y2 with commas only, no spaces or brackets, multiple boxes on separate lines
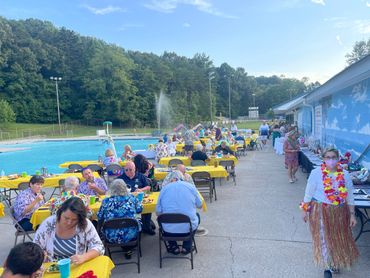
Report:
0,147,30,153
0,142,369,277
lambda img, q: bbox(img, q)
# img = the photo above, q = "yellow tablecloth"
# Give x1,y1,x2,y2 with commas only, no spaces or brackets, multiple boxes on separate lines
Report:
0,203,4,217
0,255,115,278
59,160,127,169
0,172,99,190
154,165,228,180
159,155,238,166
31,191,207,230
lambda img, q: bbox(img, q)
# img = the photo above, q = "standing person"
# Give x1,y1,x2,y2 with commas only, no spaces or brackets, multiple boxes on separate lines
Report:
78,167,108,196
283,130,300,183
13,175,45,231
155,139,168,162
183,126,197,156
271,125,281,147
259,121,269,146
230,122,238,136
300,147,358,278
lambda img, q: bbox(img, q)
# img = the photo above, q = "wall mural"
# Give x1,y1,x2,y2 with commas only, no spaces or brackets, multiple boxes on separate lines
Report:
324,78,370,168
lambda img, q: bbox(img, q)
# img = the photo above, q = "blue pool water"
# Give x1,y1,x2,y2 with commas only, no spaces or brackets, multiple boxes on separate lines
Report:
0,139,157,175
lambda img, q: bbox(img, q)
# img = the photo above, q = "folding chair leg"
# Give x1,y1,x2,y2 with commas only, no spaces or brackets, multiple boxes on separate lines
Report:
137,246,140,273
14,235,17,247
213,181,217,201
159,237,162,268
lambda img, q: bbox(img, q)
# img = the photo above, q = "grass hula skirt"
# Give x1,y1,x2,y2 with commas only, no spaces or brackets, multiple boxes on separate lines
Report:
308,202,359,269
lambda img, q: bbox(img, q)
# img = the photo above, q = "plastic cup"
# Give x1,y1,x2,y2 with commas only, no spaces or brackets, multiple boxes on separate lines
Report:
137,192,144,202
21,172,27,178
58,258,71,278
35,170,41,175
89,195,96,205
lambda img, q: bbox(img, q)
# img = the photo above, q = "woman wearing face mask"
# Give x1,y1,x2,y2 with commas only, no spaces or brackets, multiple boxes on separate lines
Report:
300,147,358,278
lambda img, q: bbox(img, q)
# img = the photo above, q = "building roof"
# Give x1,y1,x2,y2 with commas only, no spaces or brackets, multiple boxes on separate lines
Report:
273,94,307,114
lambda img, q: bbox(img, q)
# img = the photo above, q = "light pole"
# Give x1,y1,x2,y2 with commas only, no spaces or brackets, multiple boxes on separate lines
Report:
252,93,256,107
225,76,231,121
50,76,62,134
208,72,215,124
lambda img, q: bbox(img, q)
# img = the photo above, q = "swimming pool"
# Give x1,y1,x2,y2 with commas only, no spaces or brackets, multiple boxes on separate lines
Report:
0,139,157,175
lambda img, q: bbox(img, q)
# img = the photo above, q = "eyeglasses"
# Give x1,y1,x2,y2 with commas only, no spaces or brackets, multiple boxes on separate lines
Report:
324,156,337,159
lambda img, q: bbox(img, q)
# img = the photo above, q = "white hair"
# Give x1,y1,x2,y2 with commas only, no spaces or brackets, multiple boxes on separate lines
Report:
63,176,80,192
196,144,203,151
110,179,129,196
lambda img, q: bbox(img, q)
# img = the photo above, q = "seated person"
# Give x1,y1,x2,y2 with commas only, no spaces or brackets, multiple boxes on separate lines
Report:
250,130,258,149
117,161,154,235
50,176,92,218
191,144,208,162
97,179,142,243
121,145,134,161
34,197,104,263
102,148,119,167
212,141,235,156
156,171,202,255
133,154,158,192
1,242,44,278
215,127,222,141
78,167,108,196
177,164,194,185
13,175,45,231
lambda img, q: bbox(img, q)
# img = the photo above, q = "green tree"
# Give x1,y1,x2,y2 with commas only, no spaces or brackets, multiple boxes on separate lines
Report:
0,99,16,123
346,39,370,65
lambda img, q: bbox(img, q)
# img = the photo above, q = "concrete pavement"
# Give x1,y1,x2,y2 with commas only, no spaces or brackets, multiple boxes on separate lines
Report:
1,142,369,277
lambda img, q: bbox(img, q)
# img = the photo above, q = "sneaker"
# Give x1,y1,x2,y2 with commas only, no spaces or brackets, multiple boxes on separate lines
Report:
324,270,332,278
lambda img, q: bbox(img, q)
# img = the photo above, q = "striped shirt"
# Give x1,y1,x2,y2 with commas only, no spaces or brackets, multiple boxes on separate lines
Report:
53,234,76,260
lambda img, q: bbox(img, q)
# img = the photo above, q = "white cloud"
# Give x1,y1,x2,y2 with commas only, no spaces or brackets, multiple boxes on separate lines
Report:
326,118,340,130
144,0,238,19
359,123,370,135
311,0,325,6
183,22,191,27
332,99,344,109
83,5,125,15
335,35,342,45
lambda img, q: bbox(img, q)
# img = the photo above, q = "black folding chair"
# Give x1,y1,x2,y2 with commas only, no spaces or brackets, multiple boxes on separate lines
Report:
157,213,197,269
105,164,122,186
68,164,83,173
87,164,104,177
99,218,142,273
191,160,206,166
8,206,36,246
192,171,216,202
219,160,236,186
168,159,184,167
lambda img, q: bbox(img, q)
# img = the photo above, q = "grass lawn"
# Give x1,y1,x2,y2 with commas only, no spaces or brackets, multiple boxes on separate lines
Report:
0,120,262,141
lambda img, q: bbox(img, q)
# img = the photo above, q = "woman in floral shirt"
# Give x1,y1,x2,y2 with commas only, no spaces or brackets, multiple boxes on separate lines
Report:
13,175,45,231
34,197,104,263
97,179,142,243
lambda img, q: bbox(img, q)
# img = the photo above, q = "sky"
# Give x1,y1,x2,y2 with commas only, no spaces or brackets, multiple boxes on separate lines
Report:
0,0,369,83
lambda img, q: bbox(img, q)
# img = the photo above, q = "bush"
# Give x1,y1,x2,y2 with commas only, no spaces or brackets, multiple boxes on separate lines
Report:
0,99,16,123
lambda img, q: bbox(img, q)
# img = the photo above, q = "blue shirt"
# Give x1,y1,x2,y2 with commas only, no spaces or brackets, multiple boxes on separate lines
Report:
156,181,202,233
118,172,148,192
97,195,143,243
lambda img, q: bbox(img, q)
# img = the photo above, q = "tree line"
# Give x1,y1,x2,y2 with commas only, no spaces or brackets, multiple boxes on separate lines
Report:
0,17,322,127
